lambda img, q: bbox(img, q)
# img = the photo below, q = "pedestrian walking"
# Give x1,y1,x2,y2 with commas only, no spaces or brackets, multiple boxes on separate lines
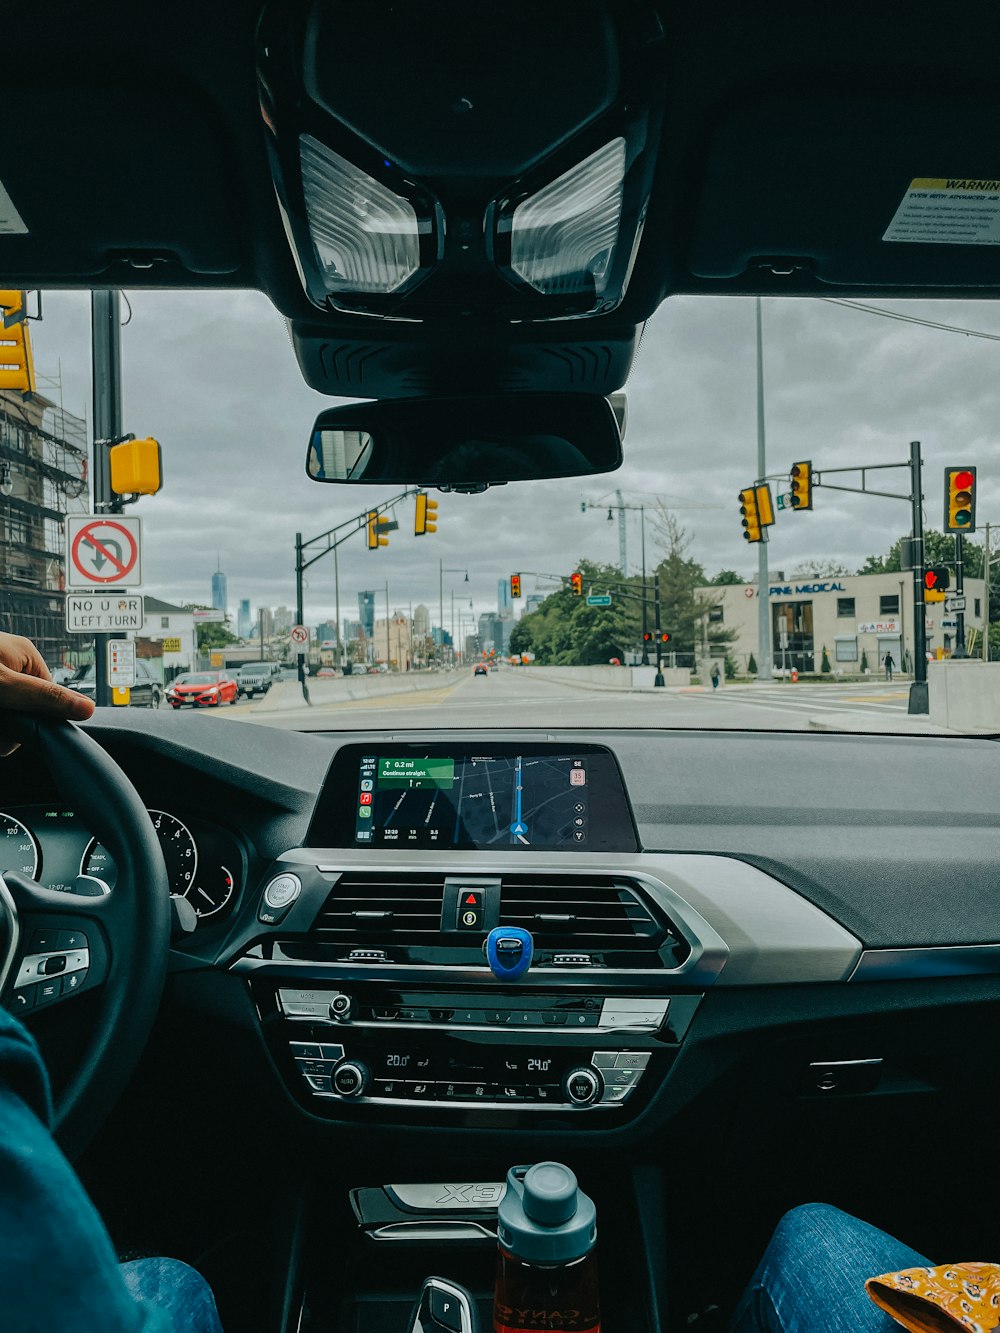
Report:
883,651,895,681
710,663,721,690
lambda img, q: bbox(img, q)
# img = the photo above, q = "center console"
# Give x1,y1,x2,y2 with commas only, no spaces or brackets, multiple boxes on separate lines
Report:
230,742,728,1127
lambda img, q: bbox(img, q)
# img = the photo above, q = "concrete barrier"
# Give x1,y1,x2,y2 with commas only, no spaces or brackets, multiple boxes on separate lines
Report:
517,665,691,691
249,670,460,712
928,659,1000,731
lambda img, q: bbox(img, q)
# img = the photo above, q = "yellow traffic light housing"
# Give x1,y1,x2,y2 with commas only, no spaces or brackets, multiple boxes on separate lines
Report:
367,510,389,550
944,467,976,532
790,460,812,510
740,488,761,542
0,290,35,395
510,573,522,598
110,437,163,496
570,571,583,596
414,491,438,536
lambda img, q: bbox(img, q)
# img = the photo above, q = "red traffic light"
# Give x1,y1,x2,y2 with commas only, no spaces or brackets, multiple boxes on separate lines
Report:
642,631,652,642
660,632,671,642
570,571,583,596
954,470,974,490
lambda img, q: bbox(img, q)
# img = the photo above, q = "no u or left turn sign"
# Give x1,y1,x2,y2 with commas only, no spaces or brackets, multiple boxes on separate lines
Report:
66,516,142,589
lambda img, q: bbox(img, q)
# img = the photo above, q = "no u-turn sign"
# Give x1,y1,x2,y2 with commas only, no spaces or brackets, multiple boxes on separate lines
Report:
66,515,142,589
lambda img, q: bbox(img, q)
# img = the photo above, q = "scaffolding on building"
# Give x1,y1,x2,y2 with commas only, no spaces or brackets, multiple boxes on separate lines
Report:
0,388,89,667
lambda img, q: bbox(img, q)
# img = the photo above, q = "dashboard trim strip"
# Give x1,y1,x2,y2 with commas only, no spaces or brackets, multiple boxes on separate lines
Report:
850,944,1000,981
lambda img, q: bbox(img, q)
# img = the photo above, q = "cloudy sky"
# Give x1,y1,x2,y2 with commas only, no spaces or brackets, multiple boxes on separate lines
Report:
29,290,1000,631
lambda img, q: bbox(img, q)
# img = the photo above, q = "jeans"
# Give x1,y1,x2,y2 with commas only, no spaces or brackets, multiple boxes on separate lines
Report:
729,1204,932,1333
120,1257,224,1332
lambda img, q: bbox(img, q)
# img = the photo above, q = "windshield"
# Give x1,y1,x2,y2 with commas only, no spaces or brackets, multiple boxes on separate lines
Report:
22,291,994,736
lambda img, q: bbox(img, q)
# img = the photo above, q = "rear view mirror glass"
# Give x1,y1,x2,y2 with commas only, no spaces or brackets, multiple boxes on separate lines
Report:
305,393,623,488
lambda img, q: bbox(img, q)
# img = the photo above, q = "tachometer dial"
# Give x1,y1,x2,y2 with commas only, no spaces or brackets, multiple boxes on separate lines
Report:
0,813,39,878
187,864,235,920
81,809,198,896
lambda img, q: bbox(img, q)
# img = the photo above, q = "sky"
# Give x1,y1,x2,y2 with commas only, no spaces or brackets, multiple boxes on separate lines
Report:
28,289,1000,632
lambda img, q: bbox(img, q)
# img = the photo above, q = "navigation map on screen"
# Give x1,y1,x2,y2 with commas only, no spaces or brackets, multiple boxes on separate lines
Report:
354,752,589,849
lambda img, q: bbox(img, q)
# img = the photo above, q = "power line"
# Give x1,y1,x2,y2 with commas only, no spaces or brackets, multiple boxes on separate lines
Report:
820,297,1000,344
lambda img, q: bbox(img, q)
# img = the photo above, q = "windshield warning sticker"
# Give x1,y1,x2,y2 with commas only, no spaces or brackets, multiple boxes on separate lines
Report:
884,178,1000,245
0,178,27,235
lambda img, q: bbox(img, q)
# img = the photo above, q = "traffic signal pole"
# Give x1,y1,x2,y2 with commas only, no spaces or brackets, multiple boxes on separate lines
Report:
755,299,773,681
90,292,123,708
908,440,929,713
953,532,967,658
653,572,665,687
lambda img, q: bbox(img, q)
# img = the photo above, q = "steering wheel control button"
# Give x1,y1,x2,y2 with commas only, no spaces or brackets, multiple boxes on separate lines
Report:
61,971,86,996
485,926,534,980
564,1068,602,1106
332,1061,369,1097
28,928,58,953
56,929,88,951
41,954,67,976
10,985,34,1012
37,979,60,1005
258,872,301,925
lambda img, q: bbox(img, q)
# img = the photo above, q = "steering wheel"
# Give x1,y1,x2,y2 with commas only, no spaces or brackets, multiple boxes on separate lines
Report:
0,715,171,1159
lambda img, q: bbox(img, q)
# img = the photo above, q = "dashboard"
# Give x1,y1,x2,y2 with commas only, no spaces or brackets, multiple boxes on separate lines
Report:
5,711,1000,1141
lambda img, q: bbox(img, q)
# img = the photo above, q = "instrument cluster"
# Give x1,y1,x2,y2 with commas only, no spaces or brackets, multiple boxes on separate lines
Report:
0,805,243,925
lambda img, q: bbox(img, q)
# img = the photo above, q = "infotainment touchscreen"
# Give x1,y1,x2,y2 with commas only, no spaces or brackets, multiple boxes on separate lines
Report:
307,743,639,852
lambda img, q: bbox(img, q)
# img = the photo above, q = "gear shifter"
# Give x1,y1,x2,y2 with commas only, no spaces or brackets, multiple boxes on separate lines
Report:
407,1278,480,1333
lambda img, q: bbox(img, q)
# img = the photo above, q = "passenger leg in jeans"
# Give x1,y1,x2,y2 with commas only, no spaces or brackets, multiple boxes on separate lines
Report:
729,1203,932,1333
120,1257,225,1332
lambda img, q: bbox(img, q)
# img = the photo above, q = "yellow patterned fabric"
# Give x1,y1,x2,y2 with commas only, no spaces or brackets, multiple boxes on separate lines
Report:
865,1263,1000,1332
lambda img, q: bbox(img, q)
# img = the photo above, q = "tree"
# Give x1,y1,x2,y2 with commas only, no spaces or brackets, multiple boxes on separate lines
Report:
791,559,851,579
184,605,239,652
858,531,983,578
650,511,736,658
748,652,757,674
821,645,831,673
860,649,869,673
508,617,535,657
709,569,744,585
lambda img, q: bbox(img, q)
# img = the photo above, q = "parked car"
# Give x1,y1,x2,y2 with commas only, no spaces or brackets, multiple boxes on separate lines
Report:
235,661,279,697
67,661,164,708
314,666,336,678
165,671,238,708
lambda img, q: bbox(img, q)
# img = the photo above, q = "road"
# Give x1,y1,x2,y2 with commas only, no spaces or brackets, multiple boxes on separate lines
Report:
218,670,944,733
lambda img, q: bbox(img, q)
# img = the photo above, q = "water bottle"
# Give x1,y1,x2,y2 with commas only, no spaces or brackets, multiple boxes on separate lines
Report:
493,1162,599,1333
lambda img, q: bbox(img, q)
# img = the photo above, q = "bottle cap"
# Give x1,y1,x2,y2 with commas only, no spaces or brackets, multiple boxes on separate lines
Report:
497,1163,597,1264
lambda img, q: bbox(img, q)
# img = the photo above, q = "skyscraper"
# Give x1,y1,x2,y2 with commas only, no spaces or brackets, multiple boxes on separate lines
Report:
237,598,252,639
497,578,511,615
358,591,376,637
211,566,228,614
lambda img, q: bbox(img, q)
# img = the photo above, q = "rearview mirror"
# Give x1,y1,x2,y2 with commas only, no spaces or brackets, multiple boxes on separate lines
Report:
305,393,623,490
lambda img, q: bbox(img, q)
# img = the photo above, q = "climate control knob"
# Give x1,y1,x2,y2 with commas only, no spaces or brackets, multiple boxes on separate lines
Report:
332,1061,369,1098
563,1067,602,1106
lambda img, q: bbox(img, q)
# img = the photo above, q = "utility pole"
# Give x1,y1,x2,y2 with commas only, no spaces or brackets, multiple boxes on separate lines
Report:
908,440,929,714
90,291,123,707
755,298,773,680
295,532,310,703
653,573,665,687
983,523,991,663
334,543,342,669
615,487,628,574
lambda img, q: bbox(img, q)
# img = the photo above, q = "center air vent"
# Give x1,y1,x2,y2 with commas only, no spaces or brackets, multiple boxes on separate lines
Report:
498,875,667,952
312,873,445,948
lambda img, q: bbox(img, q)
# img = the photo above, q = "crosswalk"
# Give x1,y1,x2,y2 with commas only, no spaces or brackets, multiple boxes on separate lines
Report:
682,683,909,716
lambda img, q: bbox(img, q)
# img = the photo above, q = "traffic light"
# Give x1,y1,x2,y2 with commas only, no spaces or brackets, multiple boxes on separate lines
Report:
0,290,35,395
367,510,389,550
643,631,652,642
110,437,163,496
570,571,583,596
923,566,949,602
790,461,812,510
944,467,977,532
414,491,438,536
739,485,775,542
510,573,522,599
660,632,671,643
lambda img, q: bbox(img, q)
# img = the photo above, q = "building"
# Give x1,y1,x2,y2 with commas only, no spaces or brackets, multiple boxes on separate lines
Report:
699,572,986,674
237,598,252,639
255,607,275,640
413,603,430,636
141,596,197,674
525,593,546,614
273,605,294,633
372,614,413,669
478,612,508,654
358,591,376,638
497,578,511,615
0,390,89,667
211,568,227,614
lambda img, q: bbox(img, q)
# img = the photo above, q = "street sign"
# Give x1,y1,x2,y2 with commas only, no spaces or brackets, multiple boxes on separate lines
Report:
67,516,142,589
775,492,794,510
107,639,136,688
586,594,612,606
66,593,144,634
945,596,966,612
290,623,309,646
161,637,182,653
192,608,225,623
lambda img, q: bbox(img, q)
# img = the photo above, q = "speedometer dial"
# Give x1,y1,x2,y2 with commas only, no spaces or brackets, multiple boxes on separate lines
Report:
81,809,198,896
0,813,39,878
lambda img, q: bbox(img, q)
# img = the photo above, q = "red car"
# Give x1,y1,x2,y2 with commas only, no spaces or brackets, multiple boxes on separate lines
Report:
166,671,238,708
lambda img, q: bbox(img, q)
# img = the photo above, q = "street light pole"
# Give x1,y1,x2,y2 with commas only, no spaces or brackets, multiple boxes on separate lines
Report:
755,298,773,680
